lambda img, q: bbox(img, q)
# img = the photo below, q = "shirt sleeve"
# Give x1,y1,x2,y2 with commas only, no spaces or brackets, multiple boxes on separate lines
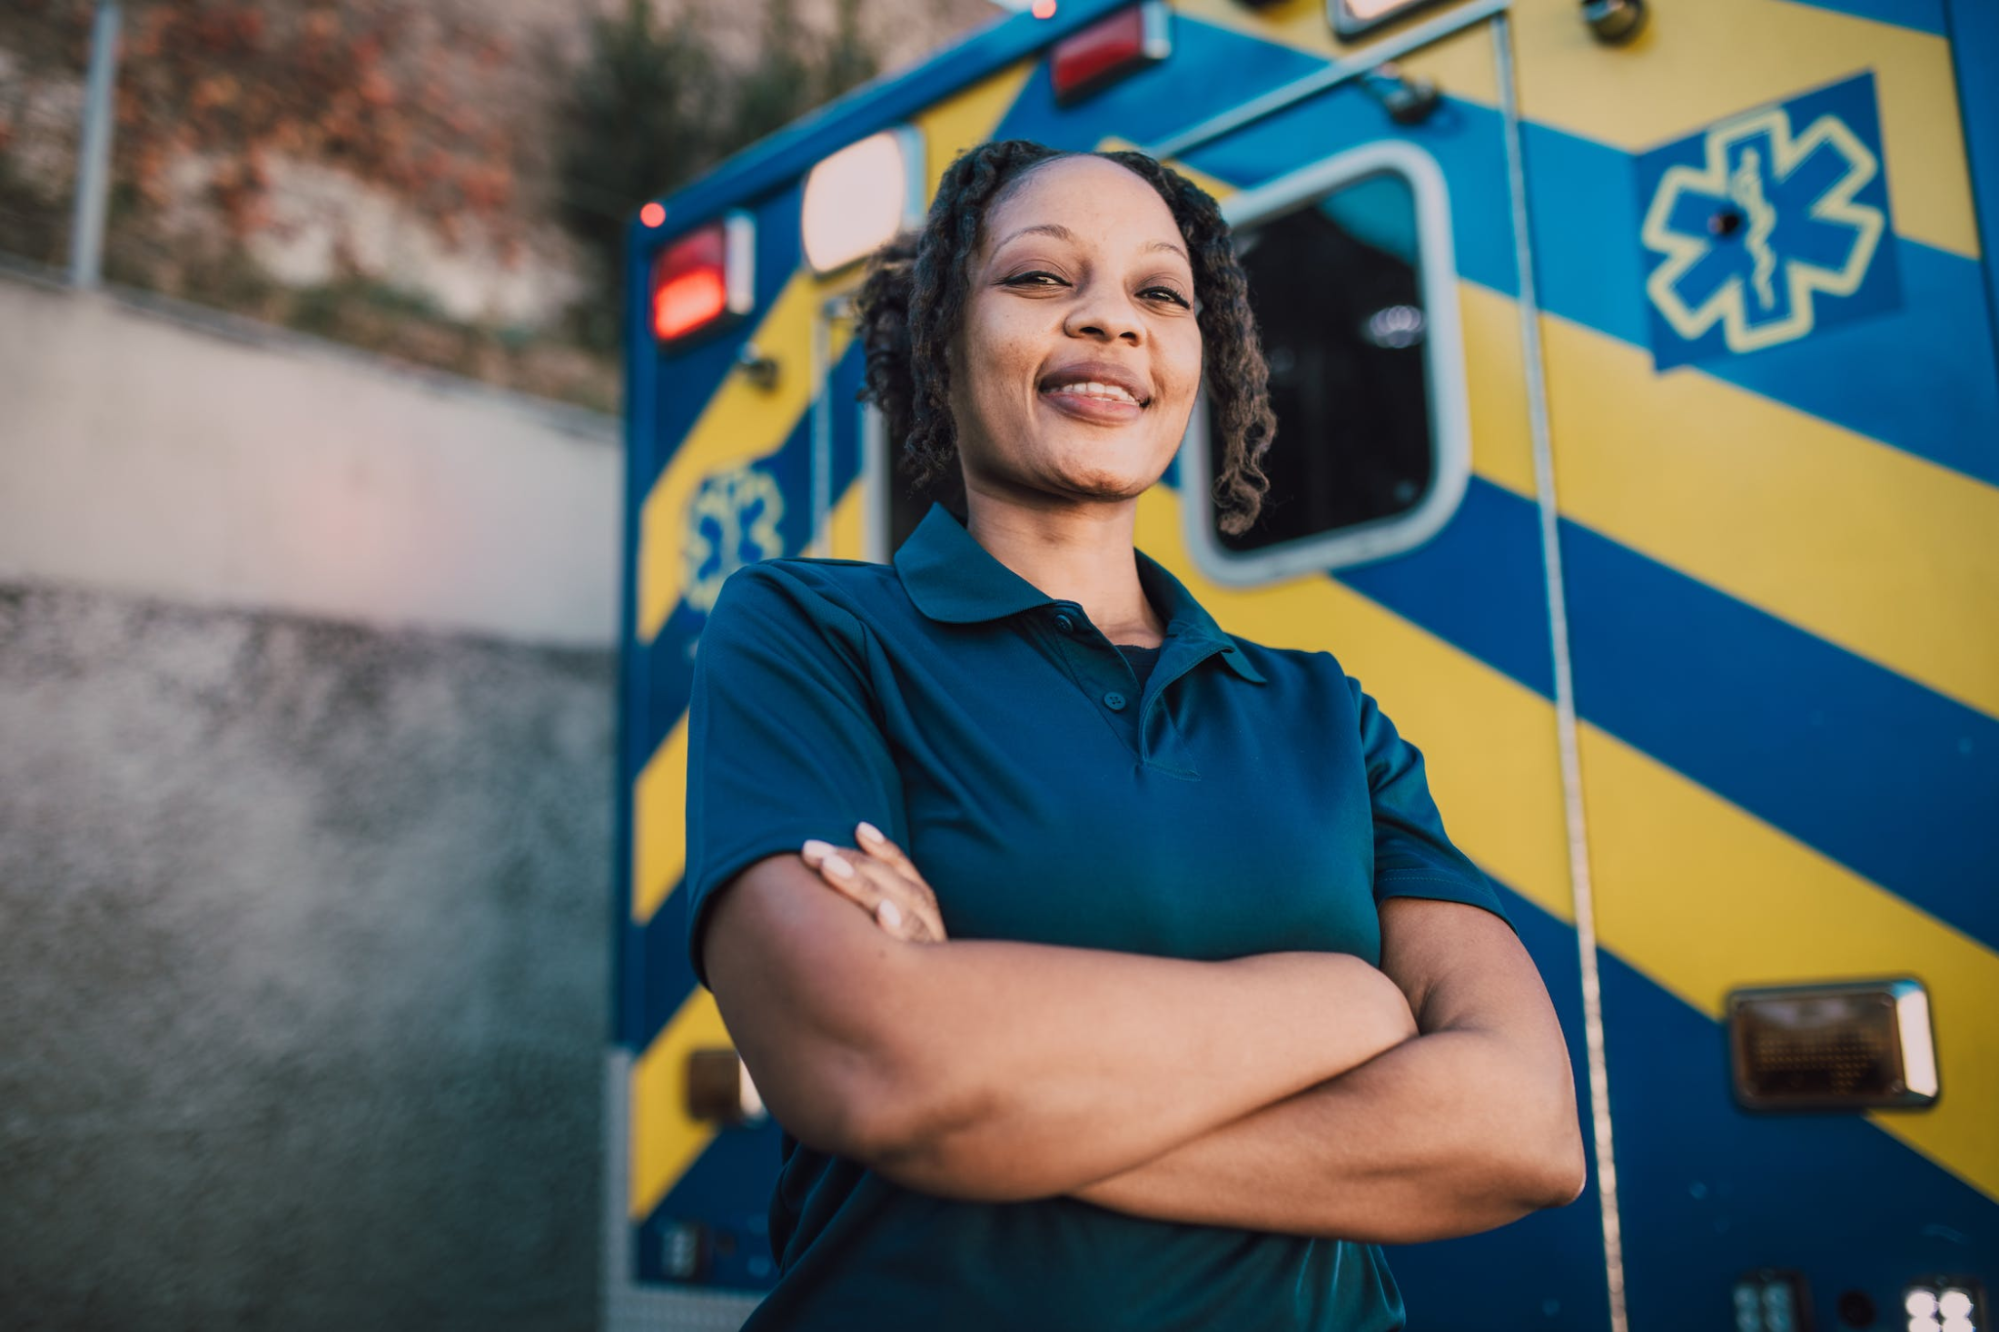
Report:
1349,676,1515,932
683,561,906,986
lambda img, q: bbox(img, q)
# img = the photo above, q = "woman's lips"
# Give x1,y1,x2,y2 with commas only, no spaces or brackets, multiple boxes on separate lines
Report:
1038,386,1145,424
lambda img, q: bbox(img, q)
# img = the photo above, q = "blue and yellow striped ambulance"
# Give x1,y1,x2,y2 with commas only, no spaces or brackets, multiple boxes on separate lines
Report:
612,1,1999,1326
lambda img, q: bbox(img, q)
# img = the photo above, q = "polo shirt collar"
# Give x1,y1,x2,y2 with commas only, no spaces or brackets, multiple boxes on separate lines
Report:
894,502,1267,684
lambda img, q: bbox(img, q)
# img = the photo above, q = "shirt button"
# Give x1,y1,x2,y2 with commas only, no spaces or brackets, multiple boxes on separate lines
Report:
1054,613,1075,634
1103,691,1127,711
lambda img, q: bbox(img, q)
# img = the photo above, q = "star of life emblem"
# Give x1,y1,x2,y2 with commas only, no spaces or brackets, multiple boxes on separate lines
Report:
1636,73,1898,369
684,464,785,613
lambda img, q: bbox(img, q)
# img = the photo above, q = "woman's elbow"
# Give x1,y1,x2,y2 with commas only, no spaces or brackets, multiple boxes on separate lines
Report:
790,1052,1025,1198
1510,1099,1588,1211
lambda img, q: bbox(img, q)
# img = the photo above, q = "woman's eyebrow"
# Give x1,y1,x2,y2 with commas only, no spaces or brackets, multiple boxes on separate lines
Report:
993,222,1190,263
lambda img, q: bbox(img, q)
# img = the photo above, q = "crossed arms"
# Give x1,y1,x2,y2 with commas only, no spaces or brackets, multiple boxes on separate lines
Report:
701,841,1586,1243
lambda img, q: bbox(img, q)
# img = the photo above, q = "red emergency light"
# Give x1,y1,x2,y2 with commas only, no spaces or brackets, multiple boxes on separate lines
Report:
1050,1,1171,105
651,211,755,347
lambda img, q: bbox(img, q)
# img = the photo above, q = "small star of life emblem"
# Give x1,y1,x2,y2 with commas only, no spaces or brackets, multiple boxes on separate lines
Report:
1639,75,1895,366
684,464,785,613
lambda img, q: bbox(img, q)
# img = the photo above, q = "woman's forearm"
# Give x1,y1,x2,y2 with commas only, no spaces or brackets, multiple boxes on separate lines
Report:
1071,897,1586,1241
1071,1027,1585,1242
854,939,1414,1199
704,853,1417,1201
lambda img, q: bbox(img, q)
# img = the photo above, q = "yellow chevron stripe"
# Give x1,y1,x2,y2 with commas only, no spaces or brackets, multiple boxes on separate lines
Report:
636,60,1033,645
632,712,691,925
1537,308,1999,722
1141,486,1999,1201
630,987,732,1220
1581,723,1999,1199
1171,0,1978,258
1456,282,1538,497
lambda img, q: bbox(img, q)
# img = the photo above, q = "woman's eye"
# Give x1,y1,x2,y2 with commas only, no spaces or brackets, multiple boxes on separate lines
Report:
1004,271,1065,288
1145,287,1192,308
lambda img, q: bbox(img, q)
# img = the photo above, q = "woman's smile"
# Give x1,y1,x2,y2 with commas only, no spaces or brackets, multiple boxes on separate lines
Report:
1037,358,1152,425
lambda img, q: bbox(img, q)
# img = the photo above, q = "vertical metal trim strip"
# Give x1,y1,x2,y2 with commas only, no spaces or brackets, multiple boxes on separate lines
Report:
810,301,834,557
69,0,120,290
1492,14,1629,1329
1942,0,1999,381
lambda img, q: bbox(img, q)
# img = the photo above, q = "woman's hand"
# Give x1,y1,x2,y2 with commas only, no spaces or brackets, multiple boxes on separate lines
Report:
800,822,948,943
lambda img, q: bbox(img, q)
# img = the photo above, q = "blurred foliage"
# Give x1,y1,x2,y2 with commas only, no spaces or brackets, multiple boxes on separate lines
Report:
556,0,881,351
97,0,614,407
0,0,93,265
116,0,526,255
0,0,895,408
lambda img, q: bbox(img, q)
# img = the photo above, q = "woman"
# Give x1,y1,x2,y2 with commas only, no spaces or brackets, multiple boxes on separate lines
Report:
684,139,1585,1330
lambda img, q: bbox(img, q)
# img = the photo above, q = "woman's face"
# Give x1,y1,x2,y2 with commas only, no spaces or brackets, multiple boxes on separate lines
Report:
946,155,1203,508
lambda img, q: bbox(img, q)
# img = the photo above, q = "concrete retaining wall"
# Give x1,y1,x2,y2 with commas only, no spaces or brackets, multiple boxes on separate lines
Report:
0,272,621,1328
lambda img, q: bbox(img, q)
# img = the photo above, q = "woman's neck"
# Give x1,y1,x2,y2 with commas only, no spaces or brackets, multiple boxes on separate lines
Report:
961,493,1166,649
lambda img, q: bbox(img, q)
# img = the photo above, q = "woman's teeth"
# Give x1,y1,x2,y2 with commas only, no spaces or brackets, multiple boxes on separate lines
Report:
1045,381,1140,406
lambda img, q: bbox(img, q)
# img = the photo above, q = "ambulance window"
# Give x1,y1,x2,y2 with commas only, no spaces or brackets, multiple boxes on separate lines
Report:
1187,142,1469,582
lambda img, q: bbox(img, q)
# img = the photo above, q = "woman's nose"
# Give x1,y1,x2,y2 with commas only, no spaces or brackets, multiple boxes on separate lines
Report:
1063,285,1144,344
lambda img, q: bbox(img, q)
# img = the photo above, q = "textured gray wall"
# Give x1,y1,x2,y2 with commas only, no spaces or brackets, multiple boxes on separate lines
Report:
0,582,613,1329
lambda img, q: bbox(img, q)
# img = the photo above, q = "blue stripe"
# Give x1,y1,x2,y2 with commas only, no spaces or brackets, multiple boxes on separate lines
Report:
1774,0,1948,35
631,889,702,1054
1330,477,1999,953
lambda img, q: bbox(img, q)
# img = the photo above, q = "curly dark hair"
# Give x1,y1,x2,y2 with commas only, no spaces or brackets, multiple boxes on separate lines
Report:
852,139,1276,537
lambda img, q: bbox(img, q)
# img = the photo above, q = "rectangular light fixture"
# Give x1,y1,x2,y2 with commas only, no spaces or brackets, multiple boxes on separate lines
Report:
1051,1,1171,105
1328,0,1451,40
802,126,926,275
1727,978,1939,1110
651,211,755,347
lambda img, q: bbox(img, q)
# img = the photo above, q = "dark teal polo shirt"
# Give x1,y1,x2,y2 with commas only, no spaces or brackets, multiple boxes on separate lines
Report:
684,501,1511,1331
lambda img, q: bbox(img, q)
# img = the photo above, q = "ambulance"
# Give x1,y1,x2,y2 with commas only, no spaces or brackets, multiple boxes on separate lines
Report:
610,1,1999,1326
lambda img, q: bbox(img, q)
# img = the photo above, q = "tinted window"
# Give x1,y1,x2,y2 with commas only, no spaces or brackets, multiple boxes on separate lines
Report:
1210,171,1433,554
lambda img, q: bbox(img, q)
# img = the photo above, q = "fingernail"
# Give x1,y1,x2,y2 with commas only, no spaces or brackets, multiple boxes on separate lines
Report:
801,839,833,862
822,855,854,879
856,821,884,844
877,899,902,929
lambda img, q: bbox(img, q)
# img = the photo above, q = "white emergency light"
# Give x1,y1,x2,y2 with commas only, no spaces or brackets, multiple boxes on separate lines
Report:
1328,0,1450,40
802,127,926,275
